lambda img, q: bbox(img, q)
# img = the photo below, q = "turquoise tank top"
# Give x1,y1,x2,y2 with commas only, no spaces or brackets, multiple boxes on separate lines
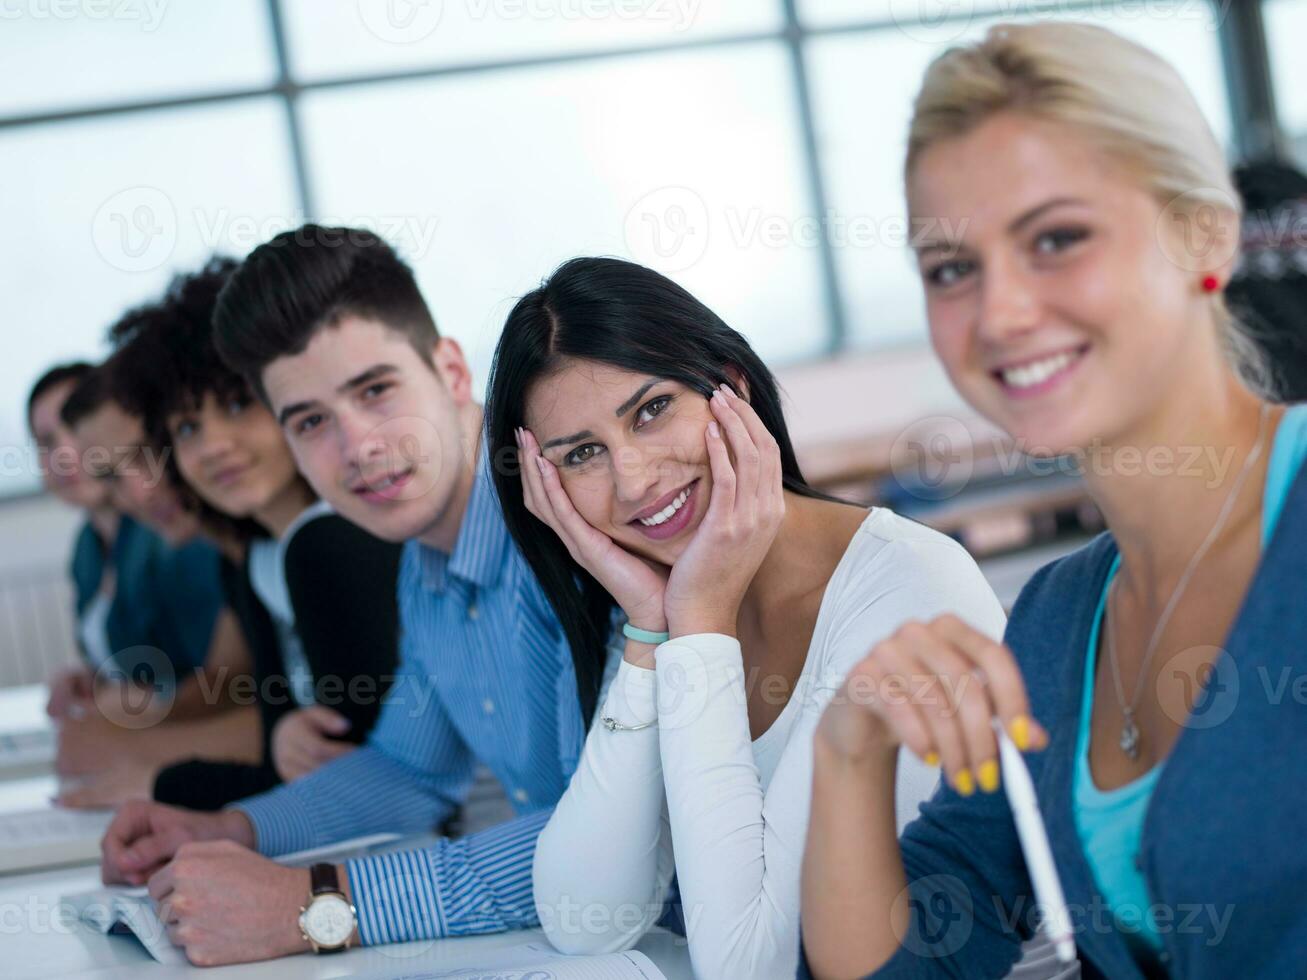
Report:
1073,404,1307,961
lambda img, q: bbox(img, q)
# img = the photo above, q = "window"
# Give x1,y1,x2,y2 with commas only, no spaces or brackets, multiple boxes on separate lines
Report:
1265,0,1307,165
0,0,1269,497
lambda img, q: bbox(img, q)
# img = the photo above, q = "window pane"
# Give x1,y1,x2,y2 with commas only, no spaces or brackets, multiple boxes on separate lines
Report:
281,0,782,82
1266,0,1307,165
299,42,827,382
1,99,299,498
806,3,1231,350
0,0,276,118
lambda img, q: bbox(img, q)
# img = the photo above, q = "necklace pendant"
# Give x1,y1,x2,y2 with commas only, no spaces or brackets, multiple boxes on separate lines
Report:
1120,713,1141,761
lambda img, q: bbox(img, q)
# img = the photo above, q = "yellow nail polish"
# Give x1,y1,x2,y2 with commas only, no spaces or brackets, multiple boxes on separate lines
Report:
978,759,1000,794
1010,715,1031,751
953,769,975,797
924,751,940,767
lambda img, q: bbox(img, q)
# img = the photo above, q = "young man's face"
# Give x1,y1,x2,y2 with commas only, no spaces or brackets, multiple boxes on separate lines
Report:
73,401,202,545
29,380,109,510
262,315,474,544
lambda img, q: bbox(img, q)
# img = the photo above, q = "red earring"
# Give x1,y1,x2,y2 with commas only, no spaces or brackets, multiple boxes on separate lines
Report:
1201,275,1220,292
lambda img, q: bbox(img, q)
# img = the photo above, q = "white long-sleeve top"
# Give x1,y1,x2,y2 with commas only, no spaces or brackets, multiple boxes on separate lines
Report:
533,508,1009,978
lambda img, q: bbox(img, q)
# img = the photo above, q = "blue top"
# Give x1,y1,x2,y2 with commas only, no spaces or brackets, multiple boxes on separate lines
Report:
69,515,223,678
800,407,1307,979
1073,403,1307,963
232,452,596,946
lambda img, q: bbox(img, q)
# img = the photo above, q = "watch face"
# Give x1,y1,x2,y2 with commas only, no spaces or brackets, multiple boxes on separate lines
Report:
302,894,354,947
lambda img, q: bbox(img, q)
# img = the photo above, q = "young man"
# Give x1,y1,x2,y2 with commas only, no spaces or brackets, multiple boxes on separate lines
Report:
99,226,600,967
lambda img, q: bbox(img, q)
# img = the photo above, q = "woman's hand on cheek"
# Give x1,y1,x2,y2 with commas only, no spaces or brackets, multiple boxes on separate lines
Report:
517,428,668,633
663,385,785,638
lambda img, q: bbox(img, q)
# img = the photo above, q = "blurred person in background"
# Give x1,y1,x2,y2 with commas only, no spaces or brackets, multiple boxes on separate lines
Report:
52,350,258,799
27,361,123,719
1227,159,1307,403
56,257,402,813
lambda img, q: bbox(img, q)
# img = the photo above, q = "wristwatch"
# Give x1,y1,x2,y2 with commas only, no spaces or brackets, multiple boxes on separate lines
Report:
298,863,357,953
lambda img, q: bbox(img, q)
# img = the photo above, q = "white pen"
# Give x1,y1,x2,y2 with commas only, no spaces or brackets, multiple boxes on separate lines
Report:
993,718,1077,964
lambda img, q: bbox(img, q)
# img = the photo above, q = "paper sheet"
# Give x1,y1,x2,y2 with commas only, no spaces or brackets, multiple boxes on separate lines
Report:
364,940,668,980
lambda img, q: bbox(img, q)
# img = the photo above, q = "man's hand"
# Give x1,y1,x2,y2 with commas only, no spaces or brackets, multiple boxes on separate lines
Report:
149,841,313,966
271,706,354,782
101,799,254,886
46,664,95,720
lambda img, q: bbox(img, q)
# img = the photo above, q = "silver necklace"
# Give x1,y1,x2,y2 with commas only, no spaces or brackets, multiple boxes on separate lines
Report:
1105,403,1271,761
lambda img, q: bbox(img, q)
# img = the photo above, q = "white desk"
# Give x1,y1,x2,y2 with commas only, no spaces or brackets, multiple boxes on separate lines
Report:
0,686,691,979
1,860,693,979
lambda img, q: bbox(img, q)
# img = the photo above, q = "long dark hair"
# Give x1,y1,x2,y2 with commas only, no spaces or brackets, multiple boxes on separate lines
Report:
485,256,838,726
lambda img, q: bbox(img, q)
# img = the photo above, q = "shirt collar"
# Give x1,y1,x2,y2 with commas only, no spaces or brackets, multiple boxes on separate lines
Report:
417,447,509,595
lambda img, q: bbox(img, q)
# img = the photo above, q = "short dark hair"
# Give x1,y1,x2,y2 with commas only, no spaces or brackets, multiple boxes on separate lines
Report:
59,363,114,431
213,224,439,401
27,361,95,431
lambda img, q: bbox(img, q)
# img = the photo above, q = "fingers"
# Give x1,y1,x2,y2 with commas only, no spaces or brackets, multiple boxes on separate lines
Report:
520,428,607,559
515,429,576,549
101,799,154,883
302,706,351,736
933,614,1046,751
853,616,1044,800
846,646,935,764
702,410,736,523
900,623,997,796
117,825,190,885
710,386,760,506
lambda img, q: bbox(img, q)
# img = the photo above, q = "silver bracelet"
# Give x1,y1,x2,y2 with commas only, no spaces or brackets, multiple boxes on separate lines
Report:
600,715,657,733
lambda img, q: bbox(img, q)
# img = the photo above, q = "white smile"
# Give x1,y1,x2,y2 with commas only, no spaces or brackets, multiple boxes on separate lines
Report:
1000,349,1083,390
637,485,691,527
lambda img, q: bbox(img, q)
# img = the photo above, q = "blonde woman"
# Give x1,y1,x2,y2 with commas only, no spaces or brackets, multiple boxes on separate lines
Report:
801,23,1306,980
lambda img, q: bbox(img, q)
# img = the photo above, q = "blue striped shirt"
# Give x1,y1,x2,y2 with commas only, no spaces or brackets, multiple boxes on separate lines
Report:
231,452,590,944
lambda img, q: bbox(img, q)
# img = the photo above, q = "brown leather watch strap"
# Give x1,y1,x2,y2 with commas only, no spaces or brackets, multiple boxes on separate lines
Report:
309,863,340,896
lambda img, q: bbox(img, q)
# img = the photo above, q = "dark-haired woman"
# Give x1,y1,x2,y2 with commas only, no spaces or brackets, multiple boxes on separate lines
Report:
483,256,1005,978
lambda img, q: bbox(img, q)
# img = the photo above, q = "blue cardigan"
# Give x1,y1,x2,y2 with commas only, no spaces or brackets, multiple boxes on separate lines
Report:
802,457,1307,979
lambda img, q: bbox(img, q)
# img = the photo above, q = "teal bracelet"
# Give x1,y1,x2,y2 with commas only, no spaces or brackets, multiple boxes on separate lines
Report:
622,623,670,645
